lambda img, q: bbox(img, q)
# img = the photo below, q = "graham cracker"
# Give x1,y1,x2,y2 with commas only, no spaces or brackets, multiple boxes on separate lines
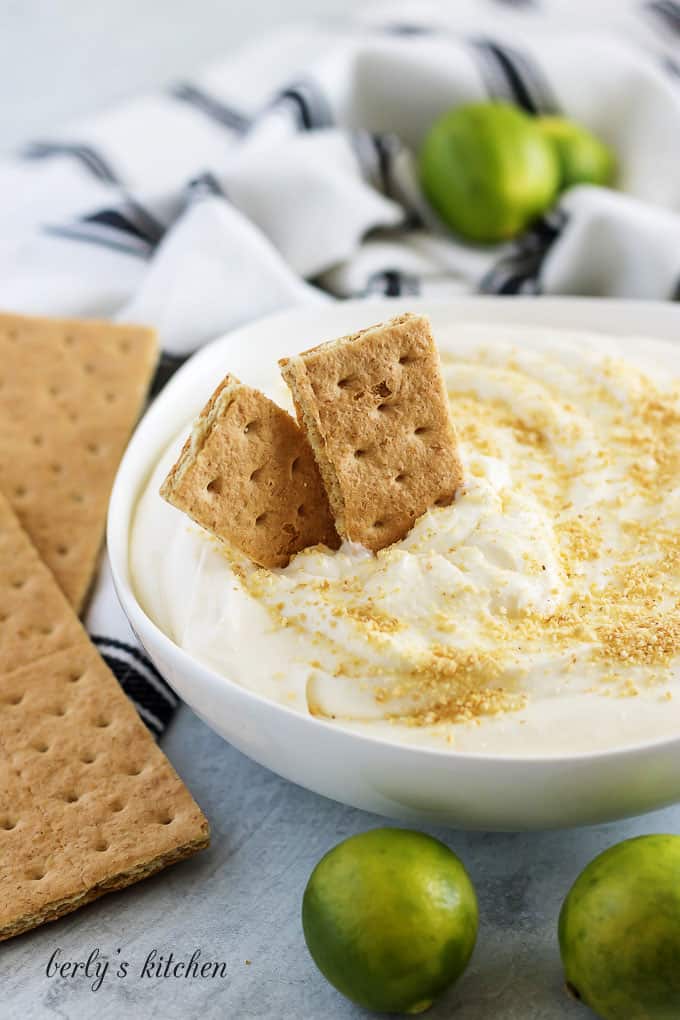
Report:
160,374,339,569
0,311,158,611
0,494,209,941
280,312,464,551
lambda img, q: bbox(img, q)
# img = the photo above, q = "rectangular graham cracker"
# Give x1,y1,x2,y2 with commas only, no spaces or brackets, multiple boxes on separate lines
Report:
0,311,158,611
280,312,464,551
0,494,209,941
160,374,339,568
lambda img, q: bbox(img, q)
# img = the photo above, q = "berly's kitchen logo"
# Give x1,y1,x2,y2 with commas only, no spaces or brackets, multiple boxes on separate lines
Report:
46,947,229,992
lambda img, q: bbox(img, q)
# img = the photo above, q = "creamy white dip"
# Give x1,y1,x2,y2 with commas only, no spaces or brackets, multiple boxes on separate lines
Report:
131,324,680,755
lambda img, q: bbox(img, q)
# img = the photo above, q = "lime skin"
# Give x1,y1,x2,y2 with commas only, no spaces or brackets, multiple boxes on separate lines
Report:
419,101,560,244
536,115,616,190
302,828,478,1014
559,834,680,1020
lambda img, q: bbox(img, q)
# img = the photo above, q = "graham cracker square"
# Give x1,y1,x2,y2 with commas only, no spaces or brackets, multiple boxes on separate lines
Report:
0,311,157,611
0,494,209,942
160,374,339,569
280,312,463,550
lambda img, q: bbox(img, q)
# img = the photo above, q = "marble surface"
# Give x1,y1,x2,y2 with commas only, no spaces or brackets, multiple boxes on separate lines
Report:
4,704,680,1019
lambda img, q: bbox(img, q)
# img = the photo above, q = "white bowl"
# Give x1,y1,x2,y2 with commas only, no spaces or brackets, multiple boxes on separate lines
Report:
108,297,680,831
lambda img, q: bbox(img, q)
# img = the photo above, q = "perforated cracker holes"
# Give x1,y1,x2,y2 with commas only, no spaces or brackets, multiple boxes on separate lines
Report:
160,374,339,569
280,312,464,551
0,496,209,942
0,311,157,609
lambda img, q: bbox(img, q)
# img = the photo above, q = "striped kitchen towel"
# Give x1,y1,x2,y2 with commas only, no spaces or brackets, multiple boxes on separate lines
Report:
1,0,679,735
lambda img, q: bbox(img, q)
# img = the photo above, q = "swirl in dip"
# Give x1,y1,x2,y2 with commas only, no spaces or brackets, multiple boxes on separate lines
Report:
131,324,680,755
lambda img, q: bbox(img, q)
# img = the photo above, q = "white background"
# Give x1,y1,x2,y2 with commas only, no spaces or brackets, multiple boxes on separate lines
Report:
0,0,367,152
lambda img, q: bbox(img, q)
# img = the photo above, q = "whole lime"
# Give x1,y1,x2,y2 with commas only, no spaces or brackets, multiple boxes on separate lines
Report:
419,101,560,244
536,115,616,190
302,827,478,1014
559,834,680,1019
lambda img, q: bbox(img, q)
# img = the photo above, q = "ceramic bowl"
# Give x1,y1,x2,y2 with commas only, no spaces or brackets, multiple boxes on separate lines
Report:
108,297,680,830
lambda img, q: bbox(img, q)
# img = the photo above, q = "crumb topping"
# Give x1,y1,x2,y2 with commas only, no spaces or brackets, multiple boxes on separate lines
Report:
230,342,680,728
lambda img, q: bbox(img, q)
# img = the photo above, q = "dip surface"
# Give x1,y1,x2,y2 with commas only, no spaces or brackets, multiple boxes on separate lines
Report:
131,323,680,755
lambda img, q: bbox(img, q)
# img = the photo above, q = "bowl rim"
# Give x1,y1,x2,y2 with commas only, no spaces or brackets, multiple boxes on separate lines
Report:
108,294,680,767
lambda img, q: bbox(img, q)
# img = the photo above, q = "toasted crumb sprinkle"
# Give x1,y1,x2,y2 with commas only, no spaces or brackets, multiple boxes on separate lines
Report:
231,346,680,729
332,602,403,634
556,516,601,564
596,613,680,666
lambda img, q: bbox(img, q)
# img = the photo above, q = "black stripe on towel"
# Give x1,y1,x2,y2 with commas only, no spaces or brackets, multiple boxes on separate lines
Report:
662,55,680,79
471,39,558,114
645,1,680,34
276,80,334,131
280,88,313,130
120,198,166,246
363,269,421,298
22,141,121,185
92,635,174,688
82,208,156,245
151,351,190,397
184,172,226,204
170,82,251,133
382,23,435,35
47,197,165,258
481,209,568,295
373,134,396,197
351,131,403,200
44,223,152,258
93,635,178,738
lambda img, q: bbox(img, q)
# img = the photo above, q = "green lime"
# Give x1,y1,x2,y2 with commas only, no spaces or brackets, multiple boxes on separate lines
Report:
419,101,560,244
537,115,616,190
302,827,478,1014
559,834,680,1019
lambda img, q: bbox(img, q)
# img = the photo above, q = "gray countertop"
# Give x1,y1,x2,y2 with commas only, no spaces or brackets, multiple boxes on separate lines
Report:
4,704,679,1019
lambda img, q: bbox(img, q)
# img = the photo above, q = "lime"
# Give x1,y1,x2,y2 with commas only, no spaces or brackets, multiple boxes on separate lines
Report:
559,834,680,1019
419,101,559,244
302,827,478,1014
537,115,616,190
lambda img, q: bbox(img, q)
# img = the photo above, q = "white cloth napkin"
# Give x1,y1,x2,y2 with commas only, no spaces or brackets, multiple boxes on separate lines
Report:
2,0,678,734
